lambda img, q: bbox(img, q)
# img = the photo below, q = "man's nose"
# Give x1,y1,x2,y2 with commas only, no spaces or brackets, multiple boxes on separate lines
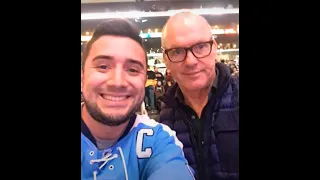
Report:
184,50,198,67
107,67,128,88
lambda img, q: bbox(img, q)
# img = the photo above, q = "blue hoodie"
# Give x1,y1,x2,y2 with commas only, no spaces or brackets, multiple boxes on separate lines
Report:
81,113,195,180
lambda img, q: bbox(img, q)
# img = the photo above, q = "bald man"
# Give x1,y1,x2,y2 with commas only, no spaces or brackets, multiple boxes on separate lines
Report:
159,12,239,180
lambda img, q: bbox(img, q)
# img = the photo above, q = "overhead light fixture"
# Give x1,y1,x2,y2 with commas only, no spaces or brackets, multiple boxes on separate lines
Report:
81,8,239,20
135,17,148,23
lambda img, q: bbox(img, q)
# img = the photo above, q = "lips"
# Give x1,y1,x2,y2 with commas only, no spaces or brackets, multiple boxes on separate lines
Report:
184,71,201,75
101,95,129,101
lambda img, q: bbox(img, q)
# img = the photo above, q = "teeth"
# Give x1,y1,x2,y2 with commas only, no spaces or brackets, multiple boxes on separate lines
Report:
102,95,127,101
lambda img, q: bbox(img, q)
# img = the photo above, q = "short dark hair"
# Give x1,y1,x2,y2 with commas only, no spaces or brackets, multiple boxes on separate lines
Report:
82,18,146,68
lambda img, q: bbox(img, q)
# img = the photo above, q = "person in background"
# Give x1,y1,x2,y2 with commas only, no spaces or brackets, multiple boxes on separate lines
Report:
160,12,239,180
145,65,157,113
154,66,165,85
81,18,195,180
154,80,165,110
154,59,161,64
164,80,173,92
165,68,175,84
227,60,234,66
230,65,239,77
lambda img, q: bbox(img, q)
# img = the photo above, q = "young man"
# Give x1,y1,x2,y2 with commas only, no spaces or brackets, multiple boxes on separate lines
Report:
160,12,239,180
81,19,194,180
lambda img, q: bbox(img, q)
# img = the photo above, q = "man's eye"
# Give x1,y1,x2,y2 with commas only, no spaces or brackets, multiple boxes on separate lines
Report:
98,65,108,69
197,44,204,49
128,69,138,73
173,49,183,55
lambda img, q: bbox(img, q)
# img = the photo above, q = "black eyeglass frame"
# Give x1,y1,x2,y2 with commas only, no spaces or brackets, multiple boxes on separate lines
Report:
162,40,214,63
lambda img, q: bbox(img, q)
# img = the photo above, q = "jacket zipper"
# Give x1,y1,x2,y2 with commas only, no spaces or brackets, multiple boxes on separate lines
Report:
180,110,206,180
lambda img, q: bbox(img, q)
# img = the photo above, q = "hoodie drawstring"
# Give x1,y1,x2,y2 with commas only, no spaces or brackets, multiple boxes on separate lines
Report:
91,147,128,180
140,101,148,116
117,147,129,180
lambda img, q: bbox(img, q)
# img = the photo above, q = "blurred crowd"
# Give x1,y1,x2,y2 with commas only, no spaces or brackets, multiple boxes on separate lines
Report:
220,59,239,77
144,66,175,114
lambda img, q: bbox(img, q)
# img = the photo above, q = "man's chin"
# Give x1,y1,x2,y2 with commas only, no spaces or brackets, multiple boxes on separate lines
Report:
84,97,142,127
97,108,136,126
101,107,131,117
98,116,130,126
181,80,207,90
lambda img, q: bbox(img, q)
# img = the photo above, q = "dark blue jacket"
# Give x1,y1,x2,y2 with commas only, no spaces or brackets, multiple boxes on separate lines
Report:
159,63,239,180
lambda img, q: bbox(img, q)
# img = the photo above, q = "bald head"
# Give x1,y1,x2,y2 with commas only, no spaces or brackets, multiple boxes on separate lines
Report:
160,12,217,95
162,12,212,48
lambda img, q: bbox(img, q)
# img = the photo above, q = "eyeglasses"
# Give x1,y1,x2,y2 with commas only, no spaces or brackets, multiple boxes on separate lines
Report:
162,40,214,63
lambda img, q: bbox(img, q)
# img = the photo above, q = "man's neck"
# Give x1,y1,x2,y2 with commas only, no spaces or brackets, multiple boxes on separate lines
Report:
81,106,129,141
181,86,211,118
182,68,217,117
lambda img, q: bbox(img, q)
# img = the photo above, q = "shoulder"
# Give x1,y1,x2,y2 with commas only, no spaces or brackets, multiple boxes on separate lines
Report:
230,75,239,87
229,76,239,99
132,115,161,130
133,115,176,135
217,76,239,109
132,115,182,147
159,106,176,127
220,75,238,96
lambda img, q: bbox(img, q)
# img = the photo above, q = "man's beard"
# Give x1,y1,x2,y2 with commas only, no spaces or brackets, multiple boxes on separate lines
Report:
83,97,143,126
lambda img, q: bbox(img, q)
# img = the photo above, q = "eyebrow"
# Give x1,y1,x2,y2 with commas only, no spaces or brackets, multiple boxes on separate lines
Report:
126,58,145,69
92,55,113,62
92,55,145,69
